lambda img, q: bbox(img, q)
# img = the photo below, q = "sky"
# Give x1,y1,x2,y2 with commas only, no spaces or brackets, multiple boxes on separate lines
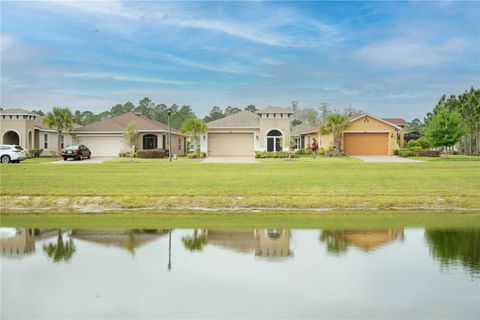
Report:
1,1,479,120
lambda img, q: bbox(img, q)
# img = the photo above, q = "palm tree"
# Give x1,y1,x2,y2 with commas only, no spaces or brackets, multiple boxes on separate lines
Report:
319,113,351,157
43,229,76,263
42,107,76,156
180,118,208,153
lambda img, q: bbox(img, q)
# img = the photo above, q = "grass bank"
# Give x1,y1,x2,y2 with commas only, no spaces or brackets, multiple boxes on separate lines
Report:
1,157,479,210
1,210,479,229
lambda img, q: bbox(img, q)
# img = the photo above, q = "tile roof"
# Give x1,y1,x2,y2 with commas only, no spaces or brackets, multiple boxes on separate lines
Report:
291,123,320,135
74,112,181,134
0,108,36,115
207,111,260,128
381,118,407,125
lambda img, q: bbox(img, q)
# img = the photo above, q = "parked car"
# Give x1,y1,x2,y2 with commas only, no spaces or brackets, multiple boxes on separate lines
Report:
62,145,91,161
0,144,27,163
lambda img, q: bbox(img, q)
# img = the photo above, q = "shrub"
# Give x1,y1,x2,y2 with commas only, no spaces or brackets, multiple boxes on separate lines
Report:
118,152,137,158
398,147,421,157
419,149,441,157
407,140,421,148
255,151,298,158
416,136,431,149
137,149,165,158
27,149,43,158
393,149,400,156
186,151,206,159
317,147,325,156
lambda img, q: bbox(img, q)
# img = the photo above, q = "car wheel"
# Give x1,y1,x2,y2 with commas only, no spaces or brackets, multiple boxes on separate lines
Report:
1,155,10,163
77,155,82,161
63,157,68,161
88,153,91,159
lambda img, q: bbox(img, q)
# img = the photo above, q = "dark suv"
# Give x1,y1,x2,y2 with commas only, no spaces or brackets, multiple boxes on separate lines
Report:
62,145,91,161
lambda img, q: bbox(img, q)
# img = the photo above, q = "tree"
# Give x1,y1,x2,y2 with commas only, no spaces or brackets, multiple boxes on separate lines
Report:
43,229,76,263
203,106,225,122
343,106,363,117
318,103,332,123
224,106,242,116
31,109,45,116
41,107,76,156
135,97,154,117
245,105,257,113
182,229,208,252
123,121,139,161
319,113,351,157
405,118,424,133
172,105,196,129
425,107,464,157
180,118,208,152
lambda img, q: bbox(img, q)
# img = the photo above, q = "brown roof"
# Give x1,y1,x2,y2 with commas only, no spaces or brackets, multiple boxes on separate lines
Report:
381,118,407,126
0,108,36,115
256,107,293,114
74,112,180,134
292,124,320,135
208,111,260,128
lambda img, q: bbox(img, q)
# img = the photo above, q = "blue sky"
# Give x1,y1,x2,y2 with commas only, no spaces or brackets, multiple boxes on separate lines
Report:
1,1,479,119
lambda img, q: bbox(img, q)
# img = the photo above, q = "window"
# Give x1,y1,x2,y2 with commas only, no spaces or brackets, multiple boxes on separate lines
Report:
143,134,157,149
44,134,48,149
266,129,283,152
61,135,65,149
178,138,181,151
307,136,311,148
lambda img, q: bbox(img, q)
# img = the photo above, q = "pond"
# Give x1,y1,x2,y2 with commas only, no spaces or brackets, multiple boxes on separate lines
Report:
1,226,479,319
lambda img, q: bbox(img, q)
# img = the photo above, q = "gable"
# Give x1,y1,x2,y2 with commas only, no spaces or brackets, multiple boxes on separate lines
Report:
349,114,401,132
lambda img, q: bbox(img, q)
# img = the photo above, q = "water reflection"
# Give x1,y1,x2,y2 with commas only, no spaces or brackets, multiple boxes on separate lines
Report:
319,229,404,255
425,229,480,276
43,230,76,263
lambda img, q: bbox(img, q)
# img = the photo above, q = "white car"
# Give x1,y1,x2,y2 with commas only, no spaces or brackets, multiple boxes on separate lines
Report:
0,144,27,163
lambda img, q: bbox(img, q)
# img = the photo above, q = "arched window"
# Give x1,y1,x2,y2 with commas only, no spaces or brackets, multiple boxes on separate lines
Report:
143,134,157,149
267,130,282,152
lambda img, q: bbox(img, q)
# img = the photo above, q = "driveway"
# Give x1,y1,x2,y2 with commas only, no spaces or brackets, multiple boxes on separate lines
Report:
47,156,116,164
203,156,256,163
351,155,422,163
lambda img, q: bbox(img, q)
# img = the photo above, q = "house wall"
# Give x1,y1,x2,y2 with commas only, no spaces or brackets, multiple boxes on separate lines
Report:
258,115,291,151
40,131,74,156
0,118,36,148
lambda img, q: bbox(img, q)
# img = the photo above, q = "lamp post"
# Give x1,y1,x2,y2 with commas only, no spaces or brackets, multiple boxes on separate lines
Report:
167,108,172,162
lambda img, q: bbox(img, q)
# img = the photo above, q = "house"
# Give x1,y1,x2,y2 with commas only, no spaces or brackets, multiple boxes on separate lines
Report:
0,108,76,156
73,112,185,156
300,113,405,155
0,109,185,157
201,107,293,157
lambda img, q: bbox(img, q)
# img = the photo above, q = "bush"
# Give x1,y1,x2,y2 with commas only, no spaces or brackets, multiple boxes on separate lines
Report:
255,151,298,158
118,152,137,158
393,149,400,156
137,149,165,158
416,137,431,149
27,149,43,158
398,146,422,157
317,147,325,156
186,151,206,159
407,140,421,148
419,149,441,157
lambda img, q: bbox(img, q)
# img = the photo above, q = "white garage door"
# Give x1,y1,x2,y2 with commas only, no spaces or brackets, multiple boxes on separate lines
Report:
208,133,254,156
77,136,124,157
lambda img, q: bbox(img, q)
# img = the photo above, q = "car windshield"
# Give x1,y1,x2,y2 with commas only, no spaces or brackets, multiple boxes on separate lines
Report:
65,145,79,150
14,146,23,150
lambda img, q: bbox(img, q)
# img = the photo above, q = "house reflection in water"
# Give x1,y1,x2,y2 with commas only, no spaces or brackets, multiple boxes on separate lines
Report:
207,229,292,260
1,228,36,257
71,229,168,255
320,229,405,254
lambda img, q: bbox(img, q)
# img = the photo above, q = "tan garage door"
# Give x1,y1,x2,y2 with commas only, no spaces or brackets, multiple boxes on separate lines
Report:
344,133,389,155
208,133,254,156
77,136,124,157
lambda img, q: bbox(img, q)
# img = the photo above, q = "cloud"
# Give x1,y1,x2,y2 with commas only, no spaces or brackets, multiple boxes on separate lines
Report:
156,53,253,74
63,72,194,85
355,37,470,68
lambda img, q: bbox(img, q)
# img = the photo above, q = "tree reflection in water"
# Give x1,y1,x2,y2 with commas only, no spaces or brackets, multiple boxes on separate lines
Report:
425,229,480,276
42,229,76,263
182,229,208,252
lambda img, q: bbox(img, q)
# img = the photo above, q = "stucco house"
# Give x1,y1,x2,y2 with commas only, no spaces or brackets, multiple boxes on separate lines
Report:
73,112,185,156
0,109,185,157
300,113,405,155
201,107,294,157
0,108,75,156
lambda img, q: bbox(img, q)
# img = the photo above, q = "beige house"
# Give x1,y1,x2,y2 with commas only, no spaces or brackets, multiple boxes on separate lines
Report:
201,107,293,157
0,108,75,156
73,112,185,156
300,113,406,155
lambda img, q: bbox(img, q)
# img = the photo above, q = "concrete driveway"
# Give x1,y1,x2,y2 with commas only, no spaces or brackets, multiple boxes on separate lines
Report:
351,155,422,163
47,156,116,164
203,156,256,163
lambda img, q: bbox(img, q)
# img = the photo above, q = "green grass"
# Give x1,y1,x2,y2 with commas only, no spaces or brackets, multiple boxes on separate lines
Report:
1,157,479,210
1,211,479,229
412,155,480,161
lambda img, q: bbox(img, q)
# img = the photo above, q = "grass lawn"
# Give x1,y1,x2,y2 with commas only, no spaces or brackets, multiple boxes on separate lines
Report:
1,156,479,210
1,211,479,229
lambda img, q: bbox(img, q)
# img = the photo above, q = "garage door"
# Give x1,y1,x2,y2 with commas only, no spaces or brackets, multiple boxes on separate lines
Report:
344,133,389,155
208,133,254,156
76,136,124,157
